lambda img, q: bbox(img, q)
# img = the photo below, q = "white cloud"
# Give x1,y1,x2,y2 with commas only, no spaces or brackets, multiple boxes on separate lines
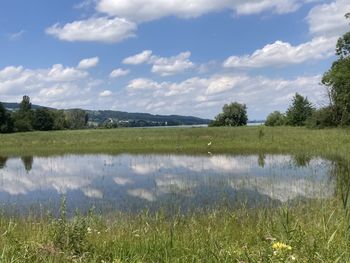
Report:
110,68,130,78
151,51,195,76
127,78,162,91
223,37,336,68
0,63,103,109
78,57,100,69
123,50,195,76
307,0,350,37
206,76,248,94
123,50,153,65
99,90,113,97
46,17,137,43
96,0,307,23
222,0,350,70
47,64,88,82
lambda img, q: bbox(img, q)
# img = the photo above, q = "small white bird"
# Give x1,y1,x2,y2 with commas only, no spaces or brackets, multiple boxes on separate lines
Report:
208,141,212,146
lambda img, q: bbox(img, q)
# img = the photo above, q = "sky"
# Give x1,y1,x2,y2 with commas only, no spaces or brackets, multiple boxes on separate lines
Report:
0,0,349,120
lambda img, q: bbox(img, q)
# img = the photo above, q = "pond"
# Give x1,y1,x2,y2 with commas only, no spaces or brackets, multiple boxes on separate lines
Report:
0,154,336,215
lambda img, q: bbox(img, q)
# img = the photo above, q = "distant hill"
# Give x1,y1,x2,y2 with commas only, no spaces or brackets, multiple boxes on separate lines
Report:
2,102,212,126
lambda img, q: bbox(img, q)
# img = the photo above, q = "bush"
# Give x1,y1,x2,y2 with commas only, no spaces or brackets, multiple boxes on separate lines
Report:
265,111,285,126
0,102,13,133
306,107,338,128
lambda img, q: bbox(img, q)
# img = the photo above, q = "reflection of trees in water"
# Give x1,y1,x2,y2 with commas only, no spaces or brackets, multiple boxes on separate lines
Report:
0,156,8,169
258,153,266,168
292,154,312,167
21,156,33,172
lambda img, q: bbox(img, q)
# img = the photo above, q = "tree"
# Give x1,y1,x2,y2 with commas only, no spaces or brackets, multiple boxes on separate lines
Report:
33,108,54,131
65,109,88,129
0,102,13,133
321,14,350,126
12,95,34,132
306,106,337,128
20,95,32,111
285,93,314,126
51,110,68,130
265,111,285,126
210,102,248,127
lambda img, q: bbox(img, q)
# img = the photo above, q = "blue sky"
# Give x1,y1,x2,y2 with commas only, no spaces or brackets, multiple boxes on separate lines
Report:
0,0,349,119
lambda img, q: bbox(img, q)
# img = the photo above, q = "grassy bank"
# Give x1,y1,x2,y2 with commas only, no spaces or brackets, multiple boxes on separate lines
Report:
1,126,350,262
0,126,350,158
0,200,349,262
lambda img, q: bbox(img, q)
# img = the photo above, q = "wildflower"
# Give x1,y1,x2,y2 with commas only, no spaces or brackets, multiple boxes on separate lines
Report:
272,242,292,251
87,227,92,234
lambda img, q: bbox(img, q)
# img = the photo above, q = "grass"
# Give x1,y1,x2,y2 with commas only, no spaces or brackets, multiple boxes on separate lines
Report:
1,126,350,262
0,200,349,262
0,126,349,158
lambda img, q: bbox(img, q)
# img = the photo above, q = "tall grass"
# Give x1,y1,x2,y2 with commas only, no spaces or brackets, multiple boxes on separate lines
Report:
0,200,349,262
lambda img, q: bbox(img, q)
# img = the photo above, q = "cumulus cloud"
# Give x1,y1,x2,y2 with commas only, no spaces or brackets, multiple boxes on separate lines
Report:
151,51,195,76
123,50,153,65
222,0,350,70
78,57,100,69
46,17,137,43
99,90,113,97
96,0,307,22
123,50,195,76
127,78,161,91
109,68,130,78
223,37,336,68
307,0,350,37
0,63,104,109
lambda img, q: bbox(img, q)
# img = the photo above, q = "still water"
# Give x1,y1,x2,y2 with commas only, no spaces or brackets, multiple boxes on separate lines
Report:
0,154,335,215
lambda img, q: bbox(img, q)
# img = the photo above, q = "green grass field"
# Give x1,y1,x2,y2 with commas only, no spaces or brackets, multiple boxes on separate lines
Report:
0,126,349,157
1,126,350,262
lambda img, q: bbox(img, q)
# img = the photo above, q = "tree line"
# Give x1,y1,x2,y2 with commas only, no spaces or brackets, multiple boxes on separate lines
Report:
0,96,88,133
211,14,350,128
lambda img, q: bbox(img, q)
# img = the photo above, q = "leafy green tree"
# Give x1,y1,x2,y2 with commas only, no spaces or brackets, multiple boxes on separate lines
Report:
321,14,350,126
51,110,68,130
20,95,32,111
12,96,34,132
210,102,248,127
285,93,314,126
306,107,337,128
65,109,88,129
322,55,350,125
33,108,54,131
265,111,285,126
0,102,13,133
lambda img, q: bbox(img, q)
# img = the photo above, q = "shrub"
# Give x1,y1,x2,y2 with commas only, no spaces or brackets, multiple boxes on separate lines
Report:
265,111,286,126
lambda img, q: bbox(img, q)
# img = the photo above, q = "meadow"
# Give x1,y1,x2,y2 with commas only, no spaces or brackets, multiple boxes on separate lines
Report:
1,126,350,262
0,126,349,157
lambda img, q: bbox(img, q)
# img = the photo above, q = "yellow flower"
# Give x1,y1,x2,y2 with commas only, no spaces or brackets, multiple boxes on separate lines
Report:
272,242,292,251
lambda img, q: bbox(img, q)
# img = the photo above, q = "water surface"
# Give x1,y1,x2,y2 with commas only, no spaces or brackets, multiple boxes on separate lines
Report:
0,154,334,215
